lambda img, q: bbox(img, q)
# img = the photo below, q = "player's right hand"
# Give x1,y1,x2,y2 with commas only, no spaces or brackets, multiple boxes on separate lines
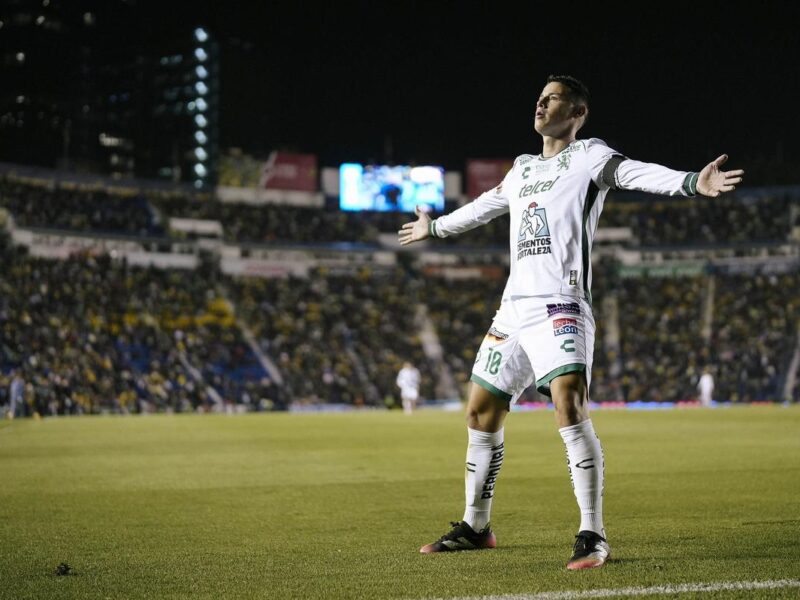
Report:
398,205,432,245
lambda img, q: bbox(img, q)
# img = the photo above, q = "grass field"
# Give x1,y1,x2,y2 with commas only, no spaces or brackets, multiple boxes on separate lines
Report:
1,406,799,599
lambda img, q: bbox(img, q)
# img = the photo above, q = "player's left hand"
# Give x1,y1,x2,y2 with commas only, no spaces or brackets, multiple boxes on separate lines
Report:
696,154,744,197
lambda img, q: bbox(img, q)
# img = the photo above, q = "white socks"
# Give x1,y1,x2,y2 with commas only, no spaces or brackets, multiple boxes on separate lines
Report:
559,419,605,537
461,421,603,536
463,427,504,531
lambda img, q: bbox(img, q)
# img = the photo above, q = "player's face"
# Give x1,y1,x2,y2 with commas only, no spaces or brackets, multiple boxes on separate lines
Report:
534,82,583,138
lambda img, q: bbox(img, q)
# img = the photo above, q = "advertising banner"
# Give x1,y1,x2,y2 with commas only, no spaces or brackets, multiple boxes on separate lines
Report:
466,159,514,199
261,152,318,192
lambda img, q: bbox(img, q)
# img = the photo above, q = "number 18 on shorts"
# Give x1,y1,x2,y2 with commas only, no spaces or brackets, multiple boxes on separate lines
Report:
470,295,595,402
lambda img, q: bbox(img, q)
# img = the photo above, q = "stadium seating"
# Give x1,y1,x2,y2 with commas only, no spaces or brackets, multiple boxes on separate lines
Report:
1,169,798,415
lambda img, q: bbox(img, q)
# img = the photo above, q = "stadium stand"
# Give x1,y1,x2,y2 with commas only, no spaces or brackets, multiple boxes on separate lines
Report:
1,166,799,416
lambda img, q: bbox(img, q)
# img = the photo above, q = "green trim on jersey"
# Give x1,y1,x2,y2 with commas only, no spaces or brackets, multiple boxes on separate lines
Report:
535,363,586,398
428,219,438,238
581,181,601,304
470,374,513,401
682,172,699,196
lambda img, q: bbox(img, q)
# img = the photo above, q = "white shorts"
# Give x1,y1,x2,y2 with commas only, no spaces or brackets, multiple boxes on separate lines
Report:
400,388,419,402
470,295,595,403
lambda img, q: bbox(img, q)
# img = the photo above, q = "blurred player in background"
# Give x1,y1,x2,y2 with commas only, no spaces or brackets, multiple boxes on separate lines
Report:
396,361,421,415
399,74,743,569
7,370,25,419
697,368,715,407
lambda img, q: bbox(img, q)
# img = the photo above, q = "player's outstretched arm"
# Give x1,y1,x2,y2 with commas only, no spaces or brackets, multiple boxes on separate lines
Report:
398,205,432,246
696,154,744,197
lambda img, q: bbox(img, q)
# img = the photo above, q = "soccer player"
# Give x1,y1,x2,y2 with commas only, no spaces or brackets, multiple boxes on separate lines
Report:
396,361,422,414
697,368,715,407
398,75,743,569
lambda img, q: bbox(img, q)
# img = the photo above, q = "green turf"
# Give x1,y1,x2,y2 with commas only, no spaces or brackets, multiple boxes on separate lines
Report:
1,406,799,599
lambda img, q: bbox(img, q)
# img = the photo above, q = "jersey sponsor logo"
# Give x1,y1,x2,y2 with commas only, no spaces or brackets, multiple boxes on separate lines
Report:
522,163,553,179
553,318,577,328
518,176,560,198
569,270,578,286
517,202,552,259
560,339,576,353
547,302,581,316
554,324,579,336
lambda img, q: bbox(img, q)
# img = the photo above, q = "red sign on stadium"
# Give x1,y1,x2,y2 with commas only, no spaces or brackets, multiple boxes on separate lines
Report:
466,158,515,199
261,151,318,192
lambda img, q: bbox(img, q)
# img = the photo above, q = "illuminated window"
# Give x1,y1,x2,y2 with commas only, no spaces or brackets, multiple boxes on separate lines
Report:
194,163,207,176
16,52,25,63
196,98,208,112
194,48,207,62
195,81,208,95
194,114,207,127
195,65,208,79
194,28,208,43
195,147,208,161
194,131,207,144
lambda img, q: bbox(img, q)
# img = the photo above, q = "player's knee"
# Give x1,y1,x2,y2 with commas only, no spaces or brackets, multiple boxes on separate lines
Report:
551,372,588,425
465,384,508,431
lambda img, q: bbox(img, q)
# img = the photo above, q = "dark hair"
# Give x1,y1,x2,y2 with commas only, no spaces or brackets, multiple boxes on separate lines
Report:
546,74,590,107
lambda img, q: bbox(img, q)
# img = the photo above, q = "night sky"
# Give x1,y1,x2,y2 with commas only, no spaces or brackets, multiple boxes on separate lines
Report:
139,1,800,180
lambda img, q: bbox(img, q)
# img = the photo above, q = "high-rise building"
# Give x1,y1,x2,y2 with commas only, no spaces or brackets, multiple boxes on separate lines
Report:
0,0,219,187
145,27,220,188
0,0,94,168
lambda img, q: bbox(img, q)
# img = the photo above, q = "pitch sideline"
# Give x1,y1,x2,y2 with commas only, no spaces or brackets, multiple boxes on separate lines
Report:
425,578,800,600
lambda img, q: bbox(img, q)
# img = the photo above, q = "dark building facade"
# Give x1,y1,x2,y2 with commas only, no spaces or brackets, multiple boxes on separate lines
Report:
0,0,219,187
145,27,220,188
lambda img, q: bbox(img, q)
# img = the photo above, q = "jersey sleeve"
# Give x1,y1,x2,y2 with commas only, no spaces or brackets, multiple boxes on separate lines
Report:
429,168,512,238
584,137,698,196
584,138,626,189
614,159,698,196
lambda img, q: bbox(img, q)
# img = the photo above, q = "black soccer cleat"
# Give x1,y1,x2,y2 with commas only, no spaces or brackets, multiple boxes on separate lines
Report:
419,520,497,554
566,530,611,570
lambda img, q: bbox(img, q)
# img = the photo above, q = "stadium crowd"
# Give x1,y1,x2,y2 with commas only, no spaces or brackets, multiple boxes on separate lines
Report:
711,272,800,402
0,177,162,237
602,191,795,246
230,266,436,407
4,173,796,249
1,173,799,417
0,234,275,416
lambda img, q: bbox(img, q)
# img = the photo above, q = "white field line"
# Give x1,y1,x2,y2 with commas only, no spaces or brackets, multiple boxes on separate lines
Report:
426,578,800,600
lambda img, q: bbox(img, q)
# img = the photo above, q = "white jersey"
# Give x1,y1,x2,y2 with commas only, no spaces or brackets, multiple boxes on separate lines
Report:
698,373,714,396
396,366,421,392
431,138,698,301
